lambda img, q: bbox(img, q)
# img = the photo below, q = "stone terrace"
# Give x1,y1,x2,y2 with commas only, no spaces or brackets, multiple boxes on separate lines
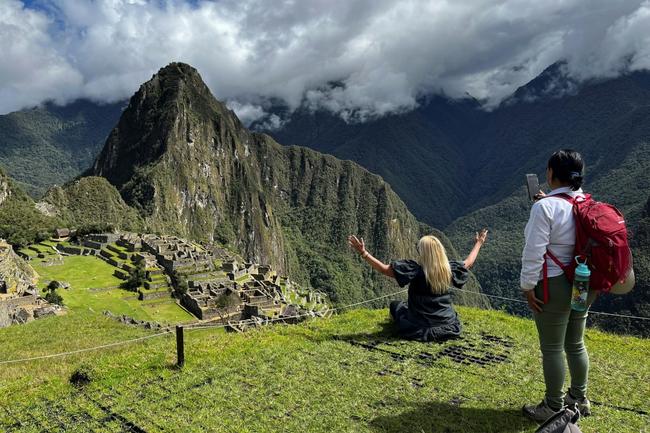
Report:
52,232,330,324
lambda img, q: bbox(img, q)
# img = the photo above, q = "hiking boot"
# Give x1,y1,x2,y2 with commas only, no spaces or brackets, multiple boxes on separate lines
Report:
522,399,562,423
564,390,591,416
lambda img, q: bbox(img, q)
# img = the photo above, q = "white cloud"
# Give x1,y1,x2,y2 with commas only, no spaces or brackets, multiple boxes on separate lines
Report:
567,1,650,78
225,100,266,125
1,0,649,121
0,0,83,113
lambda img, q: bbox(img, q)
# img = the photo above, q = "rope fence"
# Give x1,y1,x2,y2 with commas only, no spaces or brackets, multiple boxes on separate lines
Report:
448,286,650,321
0,285,647,367
0,331,173,366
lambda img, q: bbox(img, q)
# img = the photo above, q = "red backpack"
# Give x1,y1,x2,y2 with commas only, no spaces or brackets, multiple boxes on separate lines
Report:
542,193,633,303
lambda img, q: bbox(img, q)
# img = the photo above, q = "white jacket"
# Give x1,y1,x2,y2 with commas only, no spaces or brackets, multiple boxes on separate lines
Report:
520,186,585,291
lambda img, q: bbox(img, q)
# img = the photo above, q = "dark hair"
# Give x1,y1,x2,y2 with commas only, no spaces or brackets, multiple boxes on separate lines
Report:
547,149,584,191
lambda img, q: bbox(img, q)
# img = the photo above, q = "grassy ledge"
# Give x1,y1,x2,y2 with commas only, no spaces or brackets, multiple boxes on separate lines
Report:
0,307,648,433
29,253,192,324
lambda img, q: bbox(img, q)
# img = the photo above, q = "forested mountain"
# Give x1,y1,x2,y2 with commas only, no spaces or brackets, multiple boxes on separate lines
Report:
266,96,486,227
0,167,60,247
1,61,647,330
268,63,650,229
41,176,144,234
269,63,650,333
77,63,485,306
0,99,124,198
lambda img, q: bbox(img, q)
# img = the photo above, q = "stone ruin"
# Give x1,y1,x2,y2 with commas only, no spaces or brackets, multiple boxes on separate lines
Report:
0,294,65,327
0,238,65,328
140,234,213,274
4,232,330,328
180,256,329,326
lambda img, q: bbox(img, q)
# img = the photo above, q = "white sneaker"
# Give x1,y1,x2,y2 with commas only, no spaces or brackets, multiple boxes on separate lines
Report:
522,399,562,423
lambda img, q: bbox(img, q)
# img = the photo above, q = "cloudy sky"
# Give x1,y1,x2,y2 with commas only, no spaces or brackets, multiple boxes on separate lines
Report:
2,0,650,124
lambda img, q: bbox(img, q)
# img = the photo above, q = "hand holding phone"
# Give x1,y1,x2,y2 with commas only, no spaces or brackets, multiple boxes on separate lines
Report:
525,174,541,201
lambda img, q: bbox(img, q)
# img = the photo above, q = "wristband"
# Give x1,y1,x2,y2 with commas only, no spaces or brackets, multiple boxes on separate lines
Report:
361,251,369,258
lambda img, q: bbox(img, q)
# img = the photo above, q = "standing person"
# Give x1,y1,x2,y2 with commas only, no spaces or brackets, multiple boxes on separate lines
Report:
521,149,596,423
347,229,488,342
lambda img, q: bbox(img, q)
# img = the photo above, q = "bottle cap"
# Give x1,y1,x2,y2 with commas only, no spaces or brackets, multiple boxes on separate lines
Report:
574,256,591,277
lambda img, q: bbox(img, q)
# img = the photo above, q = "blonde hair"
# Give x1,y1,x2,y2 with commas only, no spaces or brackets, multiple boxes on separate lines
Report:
417,235,452,294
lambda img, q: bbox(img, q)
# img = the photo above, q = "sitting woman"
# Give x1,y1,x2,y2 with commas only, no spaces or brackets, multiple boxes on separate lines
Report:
348,230,487,342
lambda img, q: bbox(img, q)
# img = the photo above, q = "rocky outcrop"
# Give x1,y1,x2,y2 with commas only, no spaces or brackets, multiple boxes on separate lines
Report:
0,239,38,294
0,173,10,206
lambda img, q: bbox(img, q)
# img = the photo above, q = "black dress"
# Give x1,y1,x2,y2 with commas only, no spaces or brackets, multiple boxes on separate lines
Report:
389,260,468,342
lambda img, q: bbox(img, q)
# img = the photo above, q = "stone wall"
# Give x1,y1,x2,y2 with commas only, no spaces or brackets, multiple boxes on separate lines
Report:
0,240,38,294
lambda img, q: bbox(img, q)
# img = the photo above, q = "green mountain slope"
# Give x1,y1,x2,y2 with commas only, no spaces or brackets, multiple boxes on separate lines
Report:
271,64,650,332
266,96,485,227
464,67,650,217
83,63,485,306
40,176,144,233
1,307,647,432
0,167,61,247
0,100,124,198
268,64,650,230
445,87,650,333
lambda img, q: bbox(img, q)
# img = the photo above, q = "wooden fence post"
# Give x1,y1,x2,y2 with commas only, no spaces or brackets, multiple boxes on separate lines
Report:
176,325,185,368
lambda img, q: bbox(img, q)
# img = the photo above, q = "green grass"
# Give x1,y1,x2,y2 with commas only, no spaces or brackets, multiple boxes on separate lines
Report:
28,244,53,254
100,248,117,258
17,248,37,258
149,274,168,283
31,255,124,289
188,272,227,283
236,274,251,283
107,243,129,253
29,255,193,324
0,307,646,432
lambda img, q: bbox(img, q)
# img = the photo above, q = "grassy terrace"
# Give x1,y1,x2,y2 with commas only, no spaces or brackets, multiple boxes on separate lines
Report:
188,272,227,283
0,307,647,433
30,255,192,324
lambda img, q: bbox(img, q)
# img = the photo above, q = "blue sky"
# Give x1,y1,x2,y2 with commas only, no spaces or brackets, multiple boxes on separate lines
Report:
2,0,650,124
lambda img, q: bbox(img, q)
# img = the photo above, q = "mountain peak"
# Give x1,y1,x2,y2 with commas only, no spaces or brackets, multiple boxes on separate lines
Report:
157,61,199,77
90,62,239,187
137,61,217,110
148,62,209,95
505,61,579,105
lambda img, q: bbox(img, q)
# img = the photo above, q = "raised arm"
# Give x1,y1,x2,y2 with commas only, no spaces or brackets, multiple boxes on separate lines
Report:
463,228,488,270
348,235,395,278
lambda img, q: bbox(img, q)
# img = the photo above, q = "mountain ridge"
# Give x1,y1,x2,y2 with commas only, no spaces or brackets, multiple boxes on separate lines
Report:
0,99,125,198
79,62,486,306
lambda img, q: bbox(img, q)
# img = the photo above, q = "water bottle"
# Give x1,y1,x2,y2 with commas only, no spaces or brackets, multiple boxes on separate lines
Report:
571,257,590,312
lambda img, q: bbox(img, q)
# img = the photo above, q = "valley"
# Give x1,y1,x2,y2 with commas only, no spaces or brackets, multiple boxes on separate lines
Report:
2,3,650,431
1,61,647,334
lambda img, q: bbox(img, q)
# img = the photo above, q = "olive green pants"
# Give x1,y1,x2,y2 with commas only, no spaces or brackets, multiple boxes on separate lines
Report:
533,276,597,410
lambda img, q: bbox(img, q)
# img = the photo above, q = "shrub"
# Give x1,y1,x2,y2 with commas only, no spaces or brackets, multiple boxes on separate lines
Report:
69,364,95,388
122,260,146,292
170,270,188,295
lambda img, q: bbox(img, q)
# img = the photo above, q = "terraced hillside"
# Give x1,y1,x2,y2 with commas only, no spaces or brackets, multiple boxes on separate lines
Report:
20,239,192,324
0,307,647,432
15,231,330,327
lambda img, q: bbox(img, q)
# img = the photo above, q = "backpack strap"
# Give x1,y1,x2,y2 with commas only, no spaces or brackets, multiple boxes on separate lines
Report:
542,192,575,204
542,250,570,304
539,192,586,303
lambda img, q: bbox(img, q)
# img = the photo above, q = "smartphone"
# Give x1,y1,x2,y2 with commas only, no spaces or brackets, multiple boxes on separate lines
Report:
525,174,539,201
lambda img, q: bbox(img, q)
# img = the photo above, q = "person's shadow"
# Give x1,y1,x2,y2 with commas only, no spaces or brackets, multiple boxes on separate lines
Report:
368,399,534,433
